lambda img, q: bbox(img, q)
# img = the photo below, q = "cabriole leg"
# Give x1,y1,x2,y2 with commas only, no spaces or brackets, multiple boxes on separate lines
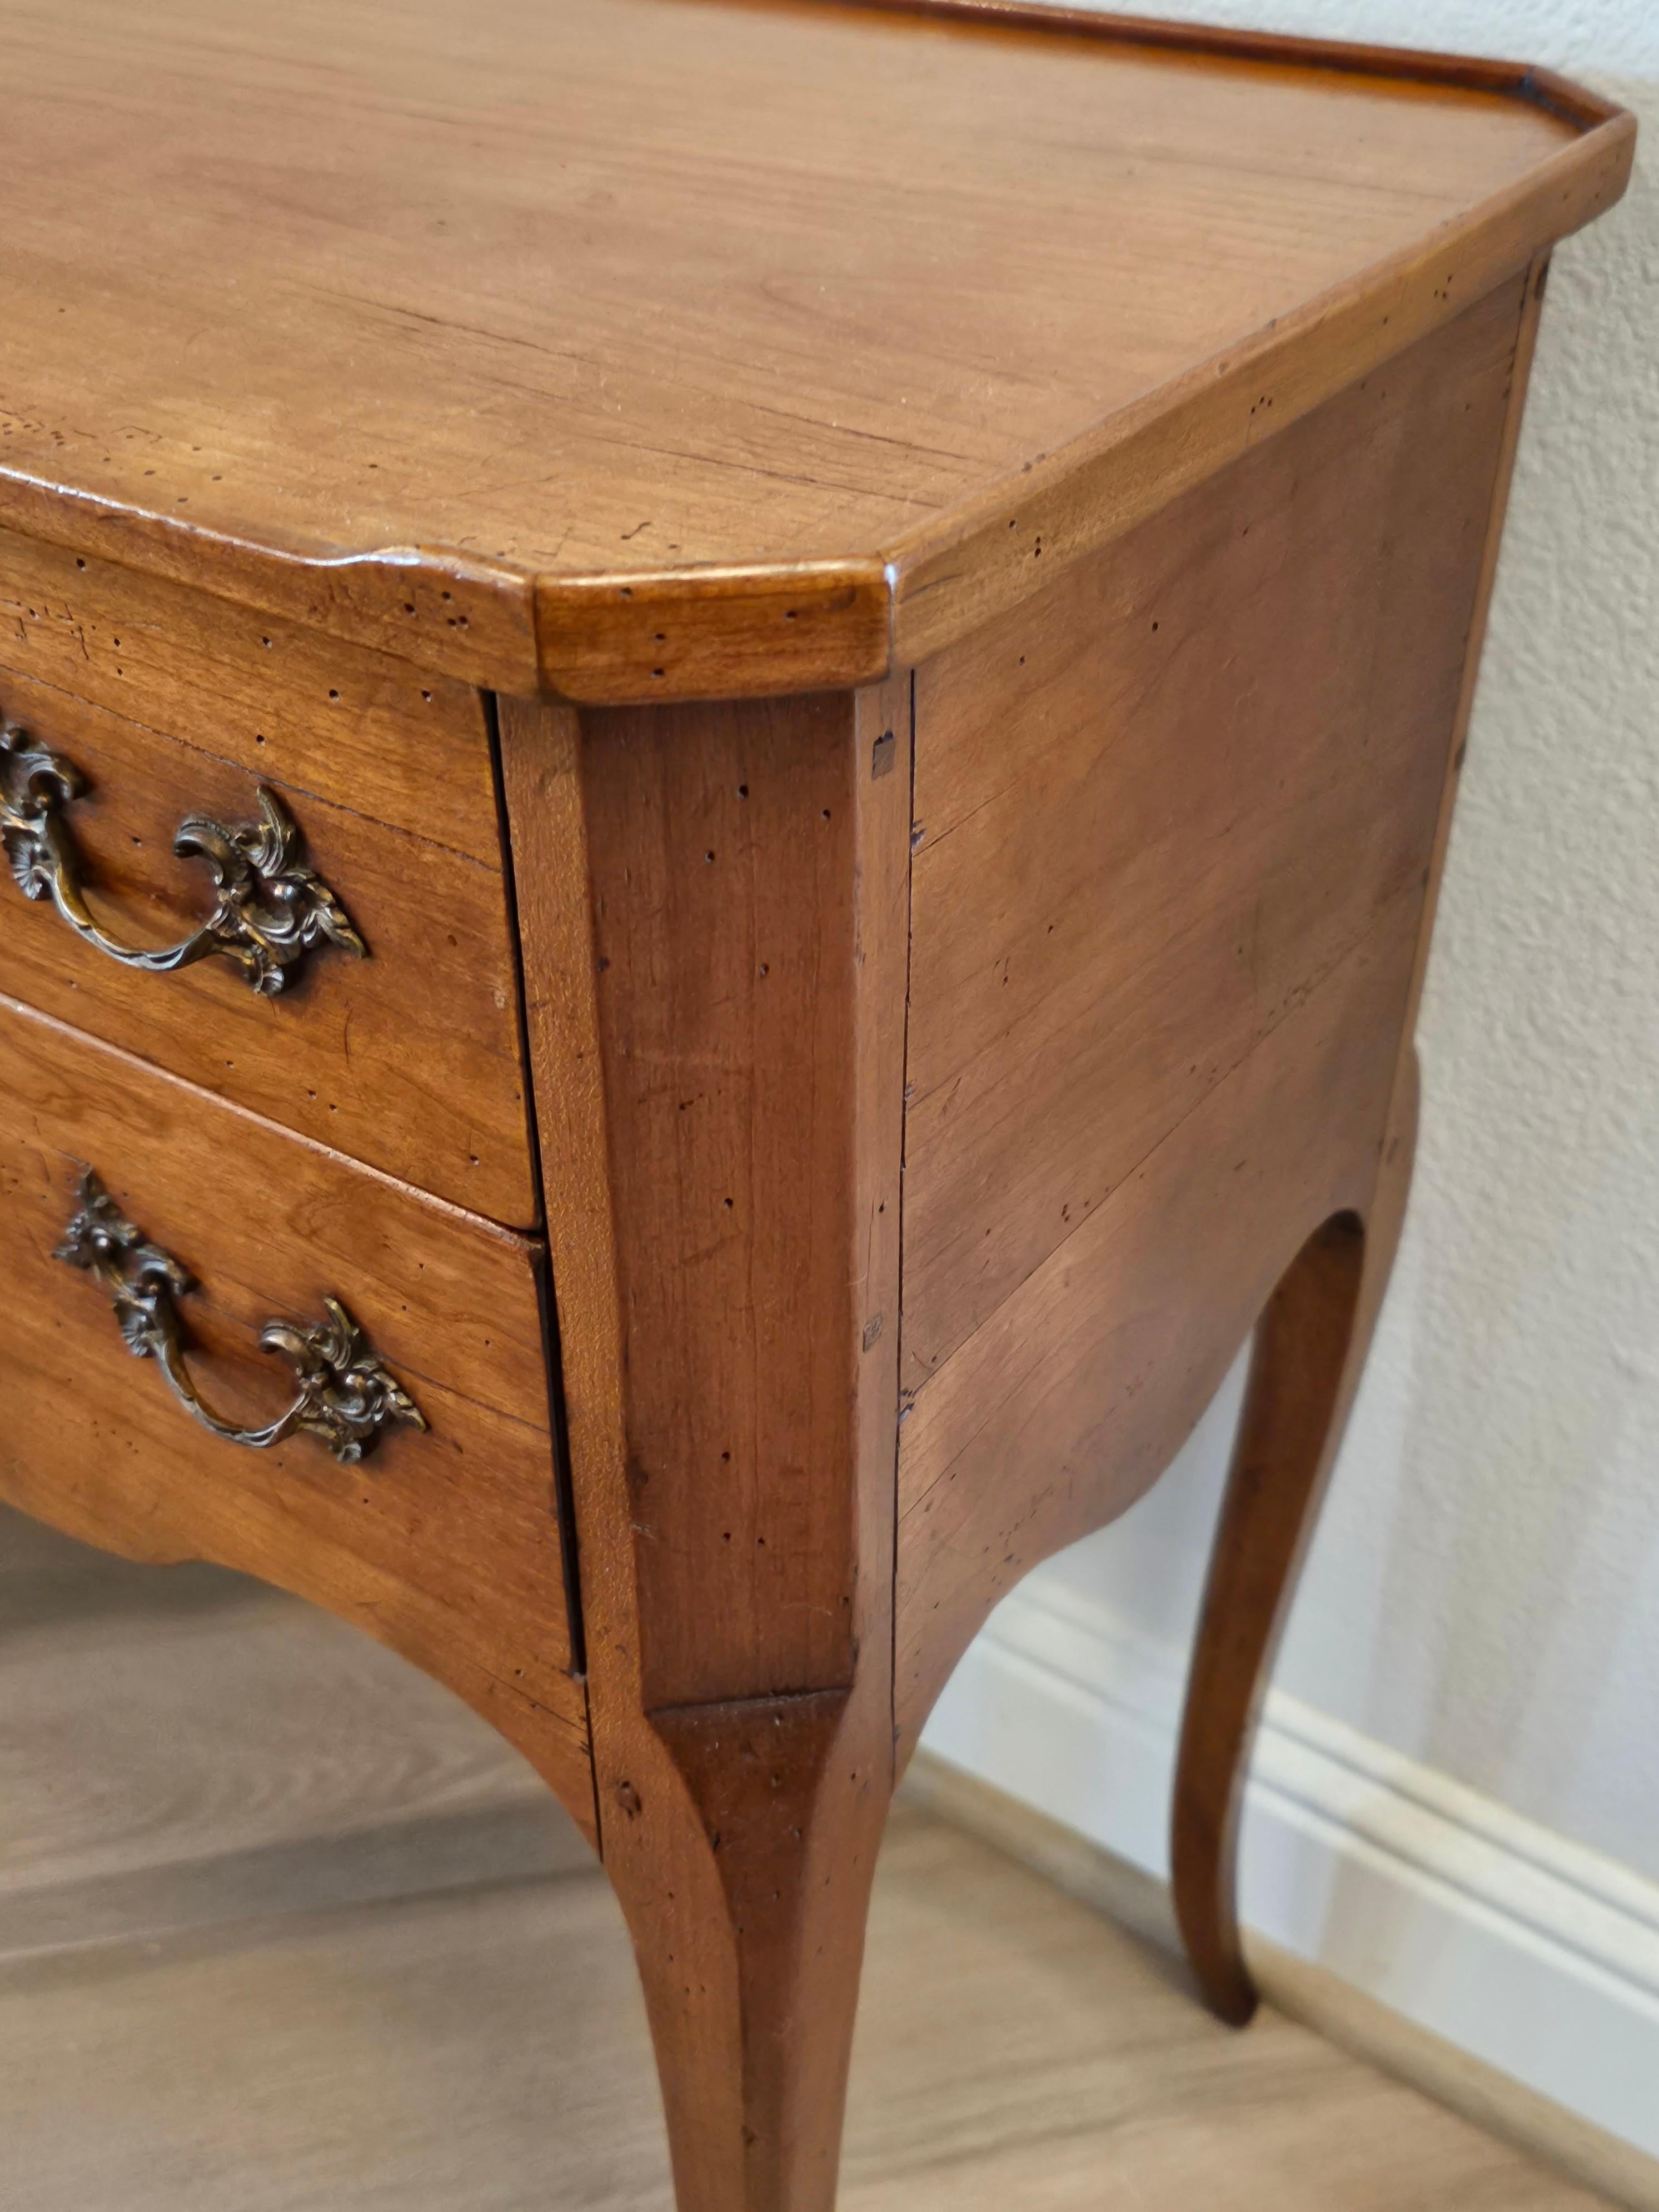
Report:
600,1691,890,2212
1171,1056,1419,2023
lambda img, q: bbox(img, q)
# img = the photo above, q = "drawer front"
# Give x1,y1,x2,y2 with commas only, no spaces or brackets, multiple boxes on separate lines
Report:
0,989,584,1795
0,526,536,1225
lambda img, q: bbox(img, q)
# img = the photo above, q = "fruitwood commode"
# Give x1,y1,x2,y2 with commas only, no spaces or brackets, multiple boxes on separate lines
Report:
0,0,1632,2203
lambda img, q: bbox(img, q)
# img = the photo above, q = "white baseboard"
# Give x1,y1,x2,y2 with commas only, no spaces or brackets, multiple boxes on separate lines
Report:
921,1573,1659,2173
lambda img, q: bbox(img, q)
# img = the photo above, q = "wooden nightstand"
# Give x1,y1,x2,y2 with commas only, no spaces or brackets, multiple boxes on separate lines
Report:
0,3,1632,2206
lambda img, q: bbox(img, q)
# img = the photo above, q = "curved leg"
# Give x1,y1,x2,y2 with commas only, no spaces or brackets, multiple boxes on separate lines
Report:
499,684,911,2209
600,1690,891,2212
1171,1053,1419,2024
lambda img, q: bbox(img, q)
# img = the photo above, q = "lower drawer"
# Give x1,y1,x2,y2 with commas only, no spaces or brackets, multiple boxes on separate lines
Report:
0,990,590,1821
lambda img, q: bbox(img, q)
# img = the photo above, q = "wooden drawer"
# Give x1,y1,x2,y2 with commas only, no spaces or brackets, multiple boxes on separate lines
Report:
0,988,589,1817
0,528,536,1225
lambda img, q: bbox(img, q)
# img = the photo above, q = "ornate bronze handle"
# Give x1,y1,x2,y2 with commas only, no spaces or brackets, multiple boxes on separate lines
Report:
1,722,366,995
55,1170,425,1463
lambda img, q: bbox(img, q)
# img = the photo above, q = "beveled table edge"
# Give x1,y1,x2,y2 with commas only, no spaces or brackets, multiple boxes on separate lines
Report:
0,0,1633,708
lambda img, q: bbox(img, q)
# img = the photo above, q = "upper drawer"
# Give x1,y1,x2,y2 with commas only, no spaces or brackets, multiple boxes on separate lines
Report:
0,526,536,1226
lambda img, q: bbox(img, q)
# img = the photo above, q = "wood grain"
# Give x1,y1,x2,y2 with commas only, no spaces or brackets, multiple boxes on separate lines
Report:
1171,1208,1371,2026
825,1,1620,123
0,7,1629,2201
1170,254,1553,2032
908,1751,1656,2212
0,1522,584,1956
881,104,1627,675
894,896,1418,1756
500,676,911,2210
0,991,592,1835
0,526,502,858
901,276,1528,1393
0,1803,1617,2212
0,0,1627,698
0,527,536,1223
574,687,902,1708
1256,1934,1659,2212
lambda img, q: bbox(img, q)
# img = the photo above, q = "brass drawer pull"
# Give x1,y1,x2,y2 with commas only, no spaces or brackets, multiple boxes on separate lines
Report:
1,723,366,995
55,1170,425,1462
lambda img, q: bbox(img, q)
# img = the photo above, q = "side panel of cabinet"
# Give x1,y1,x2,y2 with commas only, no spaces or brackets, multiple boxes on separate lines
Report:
894,273,1534,1751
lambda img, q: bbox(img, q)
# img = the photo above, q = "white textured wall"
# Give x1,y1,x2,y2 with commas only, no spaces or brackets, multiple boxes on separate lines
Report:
935,2,1659,1894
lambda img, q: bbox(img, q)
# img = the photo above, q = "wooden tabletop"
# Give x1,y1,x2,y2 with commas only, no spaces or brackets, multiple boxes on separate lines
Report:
0,0,1632,699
